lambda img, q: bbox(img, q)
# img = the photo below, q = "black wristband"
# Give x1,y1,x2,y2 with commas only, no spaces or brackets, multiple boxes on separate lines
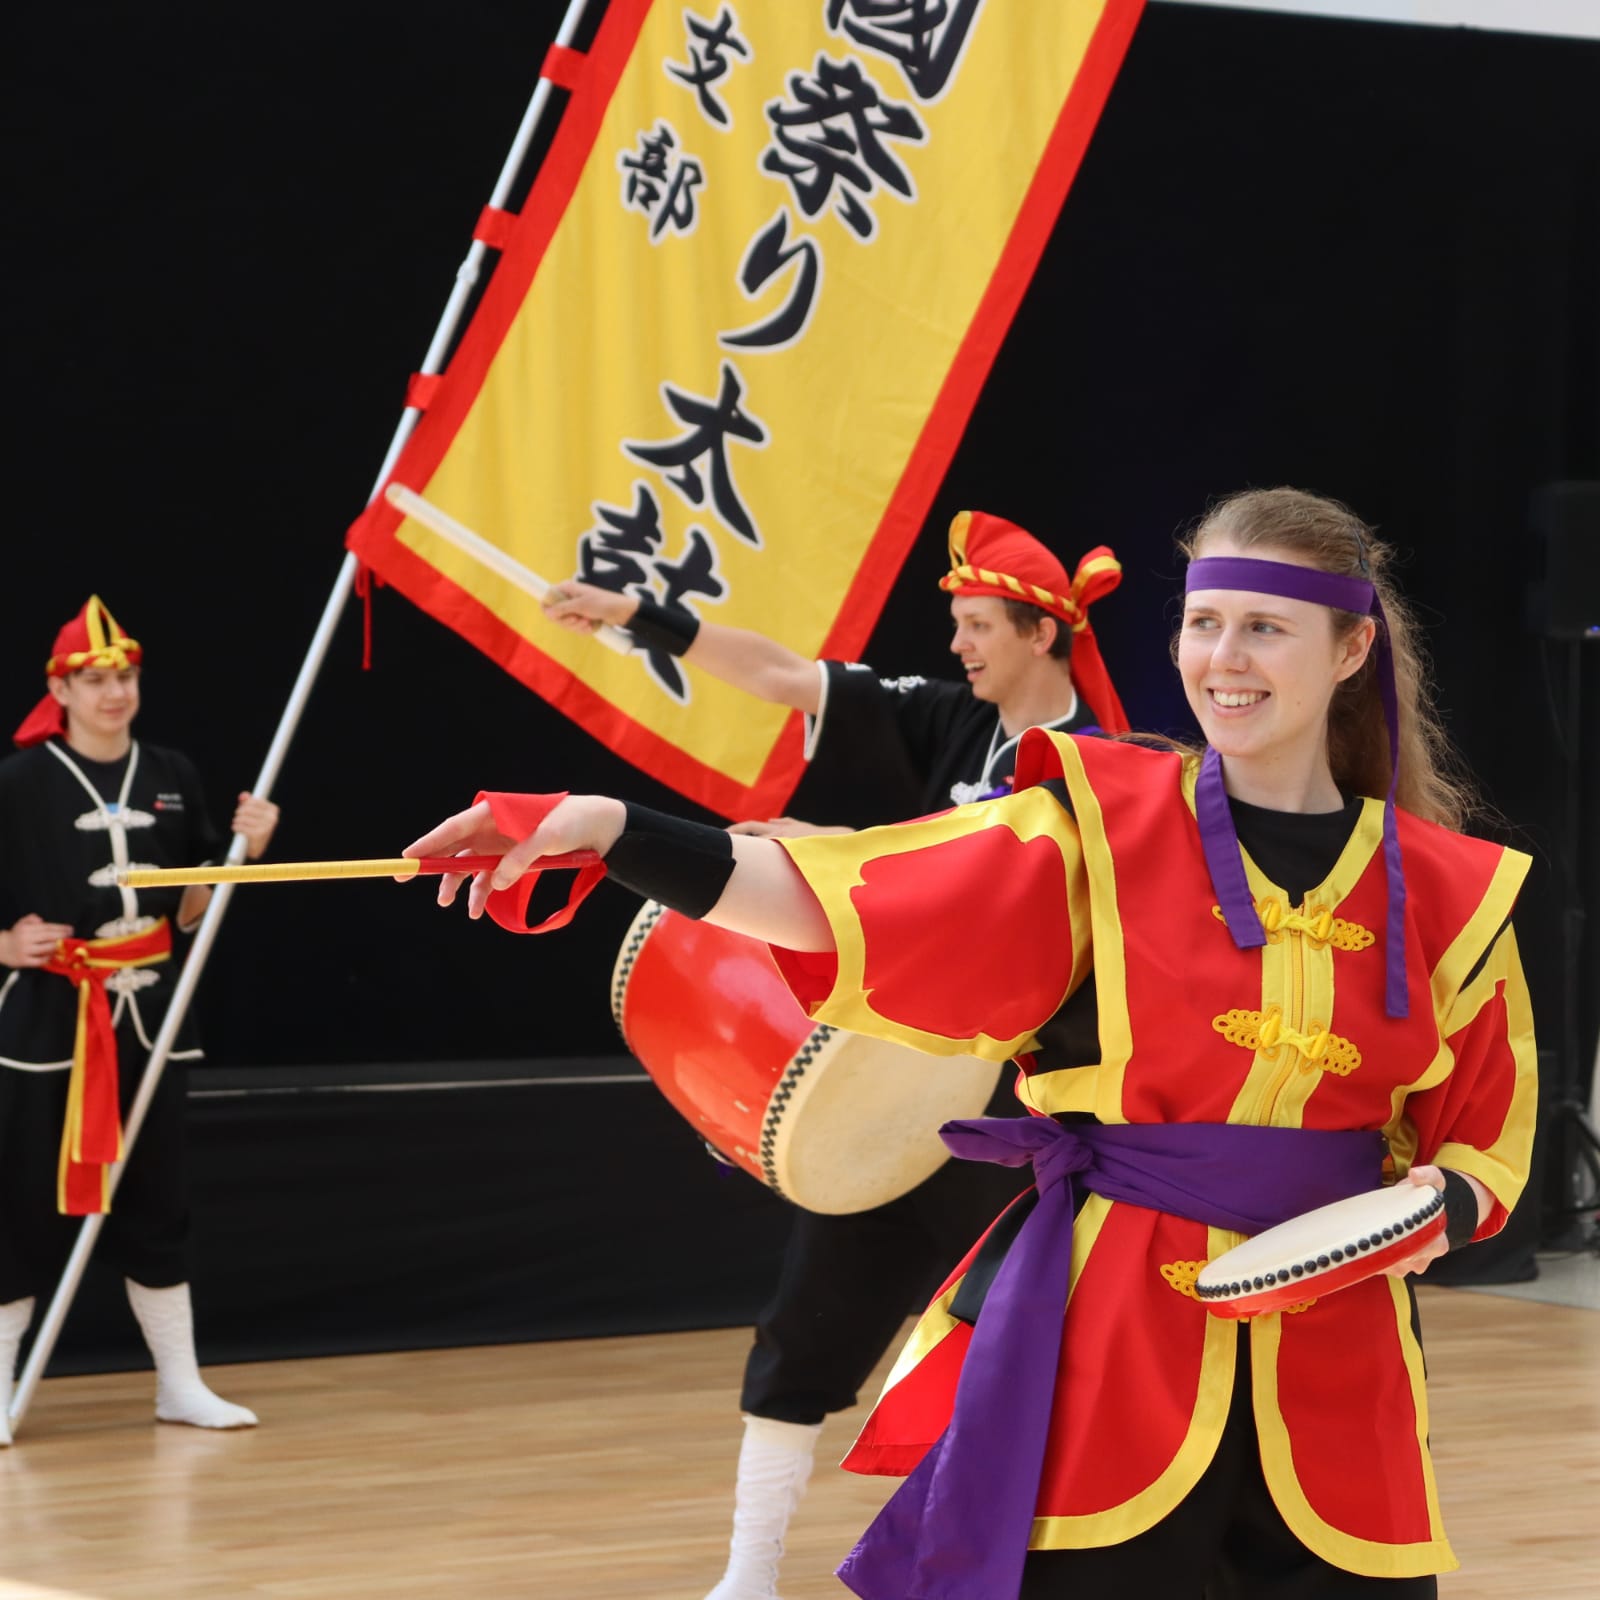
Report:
606,803,735,919
626,597,700,658
1440,1170,1480,1251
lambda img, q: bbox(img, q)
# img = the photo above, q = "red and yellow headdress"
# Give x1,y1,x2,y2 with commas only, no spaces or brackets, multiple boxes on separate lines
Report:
13,596,143,748
938,511,1128,734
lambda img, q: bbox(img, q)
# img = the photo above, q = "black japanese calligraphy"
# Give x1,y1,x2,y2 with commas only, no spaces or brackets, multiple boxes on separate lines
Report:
824,0,984,101
624,363,768,546
761,55,925,240
574,483,727,701
667,5,752,127
720,209,822,352
618,121,704,239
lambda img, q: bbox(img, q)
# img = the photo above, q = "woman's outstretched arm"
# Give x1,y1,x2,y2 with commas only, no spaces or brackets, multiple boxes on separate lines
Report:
402,794,835,953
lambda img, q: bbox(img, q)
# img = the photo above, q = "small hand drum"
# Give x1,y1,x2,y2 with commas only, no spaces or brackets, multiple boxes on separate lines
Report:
1195,1184,1448,1318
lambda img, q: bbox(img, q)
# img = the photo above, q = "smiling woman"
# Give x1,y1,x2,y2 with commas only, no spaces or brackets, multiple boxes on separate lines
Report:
1176,488,1477,831
403,486,1538,1599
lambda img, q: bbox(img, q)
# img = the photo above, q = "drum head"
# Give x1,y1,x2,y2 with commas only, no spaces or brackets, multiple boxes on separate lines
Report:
1196,1184,1447,1319
766,1028,1001,1214
613,897,1003,1215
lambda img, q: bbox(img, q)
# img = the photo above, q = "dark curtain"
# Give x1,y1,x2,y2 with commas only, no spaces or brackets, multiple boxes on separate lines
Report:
4,4,1596,1360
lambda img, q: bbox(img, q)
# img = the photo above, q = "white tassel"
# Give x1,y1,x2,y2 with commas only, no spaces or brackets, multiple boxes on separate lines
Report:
124,1280,257,1429
704,1415,823,1600
0,1297,36,1447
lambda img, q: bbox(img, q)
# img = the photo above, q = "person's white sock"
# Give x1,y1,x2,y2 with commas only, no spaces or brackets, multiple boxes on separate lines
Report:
124,1280,257,1429
0,1297,36,1447
704,1415,823,1600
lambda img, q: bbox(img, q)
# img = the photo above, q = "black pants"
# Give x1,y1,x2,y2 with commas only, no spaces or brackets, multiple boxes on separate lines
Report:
1018,1331,1438,1600
740,1144,1031,1424
0,1027,192,1303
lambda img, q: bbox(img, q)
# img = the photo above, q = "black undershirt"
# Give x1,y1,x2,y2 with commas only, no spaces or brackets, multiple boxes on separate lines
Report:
1027,783,1363,1079
66,747,133,802
1226,791,1364,908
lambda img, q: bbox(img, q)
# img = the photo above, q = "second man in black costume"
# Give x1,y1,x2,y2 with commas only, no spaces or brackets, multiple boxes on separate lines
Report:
543,510,1129,1600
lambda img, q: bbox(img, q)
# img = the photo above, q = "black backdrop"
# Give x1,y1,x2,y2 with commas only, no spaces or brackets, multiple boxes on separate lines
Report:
5,2,1598,1365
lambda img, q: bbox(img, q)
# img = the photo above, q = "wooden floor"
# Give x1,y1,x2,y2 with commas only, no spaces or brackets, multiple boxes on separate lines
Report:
1,1287,1596,1599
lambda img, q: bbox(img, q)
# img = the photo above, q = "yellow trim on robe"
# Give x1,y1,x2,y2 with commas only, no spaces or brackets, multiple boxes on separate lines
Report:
1251,1288,1458,1578
877,1283,963,1400
1033,1204,1241,1550
1434,928,1538,1217
1434,849,1530,1032
1016,733,1130,1124
779,785,1085,1064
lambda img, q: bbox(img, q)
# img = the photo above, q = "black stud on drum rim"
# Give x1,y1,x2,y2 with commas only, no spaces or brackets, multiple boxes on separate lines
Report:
757,1024,836,1199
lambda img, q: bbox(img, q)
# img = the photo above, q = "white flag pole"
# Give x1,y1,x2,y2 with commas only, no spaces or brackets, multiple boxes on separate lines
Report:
8,0,605,1438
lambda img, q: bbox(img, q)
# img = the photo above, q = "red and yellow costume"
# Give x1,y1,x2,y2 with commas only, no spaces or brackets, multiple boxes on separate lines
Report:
771,730,1536,1579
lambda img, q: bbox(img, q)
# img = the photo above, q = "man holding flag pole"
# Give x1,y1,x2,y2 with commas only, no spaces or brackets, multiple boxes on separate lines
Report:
544,508,1130,1600
341,3,1147,1589
0,597,279,1442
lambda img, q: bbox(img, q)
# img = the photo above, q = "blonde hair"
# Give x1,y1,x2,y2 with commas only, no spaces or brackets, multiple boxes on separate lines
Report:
1180,487,1477,830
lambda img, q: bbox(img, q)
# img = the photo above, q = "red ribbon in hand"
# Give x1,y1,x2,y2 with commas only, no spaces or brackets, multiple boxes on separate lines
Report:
473,792,608,934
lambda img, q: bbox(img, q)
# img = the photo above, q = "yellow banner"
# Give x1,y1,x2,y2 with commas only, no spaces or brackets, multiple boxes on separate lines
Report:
349,0,1144,816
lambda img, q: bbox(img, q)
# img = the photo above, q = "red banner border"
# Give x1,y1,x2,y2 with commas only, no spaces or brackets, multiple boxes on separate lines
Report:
348,0,1147,818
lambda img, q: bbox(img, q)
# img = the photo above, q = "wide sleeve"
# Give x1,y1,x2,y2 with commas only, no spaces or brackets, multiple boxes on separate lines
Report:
768,783,1088,1065
1403,922,1539,1240
803,663,973,821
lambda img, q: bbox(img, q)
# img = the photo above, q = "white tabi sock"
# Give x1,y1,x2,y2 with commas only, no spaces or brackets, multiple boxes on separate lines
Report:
0,1297,36,1447
704,1414,824,1600
124,1279,257,1430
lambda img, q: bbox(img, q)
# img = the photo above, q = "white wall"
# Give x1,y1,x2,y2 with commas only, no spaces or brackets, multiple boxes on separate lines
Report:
1155,0,1600,42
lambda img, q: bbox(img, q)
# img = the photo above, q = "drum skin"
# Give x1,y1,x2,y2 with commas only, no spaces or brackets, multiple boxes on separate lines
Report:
1195,1185,1448,1318
613,901,1001,1213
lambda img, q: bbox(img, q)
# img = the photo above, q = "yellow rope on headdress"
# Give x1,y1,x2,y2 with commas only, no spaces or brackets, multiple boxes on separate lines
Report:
45,596,141,677
940,552,1123,632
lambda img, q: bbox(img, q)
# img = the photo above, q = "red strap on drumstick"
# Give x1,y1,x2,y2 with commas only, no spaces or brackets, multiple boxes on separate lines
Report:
474,791,608,935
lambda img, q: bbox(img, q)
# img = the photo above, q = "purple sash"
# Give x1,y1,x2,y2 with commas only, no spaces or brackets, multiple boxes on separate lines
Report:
837,1116,1385,1600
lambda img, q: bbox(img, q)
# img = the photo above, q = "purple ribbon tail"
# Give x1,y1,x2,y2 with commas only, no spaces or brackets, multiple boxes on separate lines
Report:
1372,593,1409,1019
1196,745,1265,952
836,1117,1386,1600
839,1117,1080,1600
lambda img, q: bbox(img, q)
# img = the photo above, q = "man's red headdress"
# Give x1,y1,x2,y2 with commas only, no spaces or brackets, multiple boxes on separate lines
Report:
938,511,1128,734
13,596,143,748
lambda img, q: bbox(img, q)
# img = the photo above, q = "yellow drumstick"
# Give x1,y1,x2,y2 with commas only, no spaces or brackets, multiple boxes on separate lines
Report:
116,851,599,888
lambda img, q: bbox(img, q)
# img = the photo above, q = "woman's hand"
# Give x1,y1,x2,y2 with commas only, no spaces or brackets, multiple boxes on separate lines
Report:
0,913,74,968
403,795,626,919
1381,1164,1486,1277
232,792,280,860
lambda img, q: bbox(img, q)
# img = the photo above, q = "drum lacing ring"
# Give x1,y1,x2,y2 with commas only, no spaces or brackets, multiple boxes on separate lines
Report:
611,900,668,1038
758,1024,836,1198
1194,1188,1445,1301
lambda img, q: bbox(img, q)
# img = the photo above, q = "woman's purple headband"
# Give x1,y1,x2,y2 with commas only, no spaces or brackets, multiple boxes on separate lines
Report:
1185,554,1408,1019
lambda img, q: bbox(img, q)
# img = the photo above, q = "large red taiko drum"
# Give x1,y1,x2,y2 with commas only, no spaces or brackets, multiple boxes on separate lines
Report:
612,900,1002,1214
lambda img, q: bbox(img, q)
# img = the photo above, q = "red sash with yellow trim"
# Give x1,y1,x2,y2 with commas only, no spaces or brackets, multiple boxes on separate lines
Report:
41,921,173,1215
